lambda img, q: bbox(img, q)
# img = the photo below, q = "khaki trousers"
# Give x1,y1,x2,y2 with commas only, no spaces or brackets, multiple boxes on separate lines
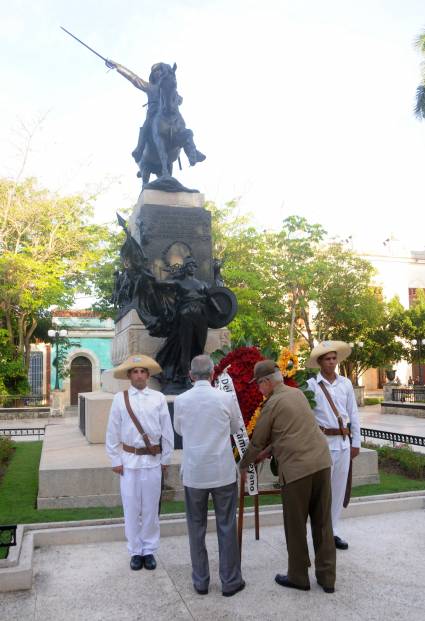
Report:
281,467,336,589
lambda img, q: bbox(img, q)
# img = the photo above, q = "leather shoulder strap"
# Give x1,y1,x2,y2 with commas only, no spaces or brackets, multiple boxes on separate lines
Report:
123,390,155,454
317,381,346,439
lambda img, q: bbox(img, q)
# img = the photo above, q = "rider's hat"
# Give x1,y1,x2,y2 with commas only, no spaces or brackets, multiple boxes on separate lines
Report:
149,62,169,83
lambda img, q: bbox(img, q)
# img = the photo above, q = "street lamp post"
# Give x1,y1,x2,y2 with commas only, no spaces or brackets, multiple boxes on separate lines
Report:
48,328,68,390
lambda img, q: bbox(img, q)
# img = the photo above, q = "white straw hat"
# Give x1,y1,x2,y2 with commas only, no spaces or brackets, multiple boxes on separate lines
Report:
113,354,162,379
305,341,351,368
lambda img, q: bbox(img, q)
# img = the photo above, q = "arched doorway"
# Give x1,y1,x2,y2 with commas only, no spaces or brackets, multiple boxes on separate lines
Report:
70,356,92,405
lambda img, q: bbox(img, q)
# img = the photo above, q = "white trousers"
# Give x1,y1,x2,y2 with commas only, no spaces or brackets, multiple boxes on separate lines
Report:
329,448,350,537
120,466,162,556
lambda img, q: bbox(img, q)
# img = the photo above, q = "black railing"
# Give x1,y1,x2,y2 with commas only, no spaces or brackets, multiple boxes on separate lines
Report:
391,388,425,403
0,394,49,408
0,525,17,548
361,427,425,448
0,427,45,438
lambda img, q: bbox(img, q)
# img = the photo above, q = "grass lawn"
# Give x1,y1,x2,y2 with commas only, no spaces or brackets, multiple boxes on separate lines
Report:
1,441,424,528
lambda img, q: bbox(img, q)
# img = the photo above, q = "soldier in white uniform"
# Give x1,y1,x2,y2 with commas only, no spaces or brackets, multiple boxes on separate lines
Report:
106,354,174,570
306,341,360,550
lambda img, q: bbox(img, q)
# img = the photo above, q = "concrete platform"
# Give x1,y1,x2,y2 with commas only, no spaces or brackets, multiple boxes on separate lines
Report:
37,419,379,509
1,502,424,618
381,401,425,418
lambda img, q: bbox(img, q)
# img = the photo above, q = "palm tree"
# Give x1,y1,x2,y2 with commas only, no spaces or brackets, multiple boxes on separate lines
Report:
414,30,425,120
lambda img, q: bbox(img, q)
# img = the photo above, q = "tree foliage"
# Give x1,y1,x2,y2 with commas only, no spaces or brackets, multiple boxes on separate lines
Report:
414,30,425,120
0,329,29,397
207,200,291,352
388,290,425,367
89,197,411,380
0,177,108,373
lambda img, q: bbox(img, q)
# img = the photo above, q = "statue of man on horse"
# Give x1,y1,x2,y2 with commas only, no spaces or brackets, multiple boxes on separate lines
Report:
105,59,206,186
59,28,205,189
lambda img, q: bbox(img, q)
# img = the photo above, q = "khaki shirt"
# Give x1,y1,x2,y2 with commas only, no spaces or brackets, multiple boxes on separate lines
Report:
240,383,331,485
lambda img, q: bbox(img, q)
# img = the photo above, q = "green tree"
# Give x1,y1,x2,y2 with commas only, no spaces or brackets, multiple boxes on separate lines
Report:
310,245,406,380
0,177,108,371
0,329,29,397
390,290,425,380
207,200,291,352
274,216,326,350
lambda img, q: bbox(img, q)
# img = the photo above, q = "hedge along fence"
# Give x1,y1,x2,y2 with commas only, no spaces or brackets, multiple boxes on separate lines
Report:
0,437,14,468
371,444,425,480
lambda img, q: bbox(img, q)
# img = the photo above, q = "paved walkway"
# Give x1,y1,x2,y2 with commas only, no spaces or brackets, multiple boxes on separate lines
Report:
360,405,425,452
1,510,424,620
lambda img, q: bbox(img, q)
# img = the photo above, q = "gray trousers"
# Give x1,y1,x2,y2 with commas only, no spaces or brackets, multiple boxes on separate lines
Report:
184,481,243,593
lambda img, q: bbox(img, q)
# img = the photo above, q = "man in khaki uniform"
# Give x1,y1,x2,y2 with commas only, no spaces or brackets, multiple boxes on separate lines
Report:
239,361,336,593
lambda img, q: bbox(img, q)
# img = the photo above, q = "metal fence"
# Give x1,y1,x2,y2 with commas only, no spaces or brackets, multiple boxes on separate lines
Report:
361,427,425,448
0,427,45,439
0,394,49,408
391,388,425,403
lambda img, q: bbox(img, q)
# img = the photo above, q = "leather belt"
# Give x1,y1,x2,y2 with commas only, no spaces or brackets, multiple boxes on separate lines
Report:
320,427,350,437
122,443,161,455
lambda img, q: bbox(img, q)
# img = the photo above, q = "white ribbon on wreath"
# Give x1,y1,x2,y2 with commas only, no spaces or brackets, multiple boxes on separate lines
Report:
215,370,258,496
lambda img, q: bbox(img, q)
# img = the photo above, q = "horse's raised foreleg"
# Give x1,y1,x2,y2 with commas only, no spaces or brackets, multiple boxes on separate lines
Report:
180,129,205,167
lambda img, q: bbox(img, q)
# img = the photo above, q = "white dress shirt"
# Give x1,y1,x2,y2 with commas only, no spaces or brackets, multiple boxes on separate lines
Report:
307,373,360,449
173,380,242,489
106,385,174,468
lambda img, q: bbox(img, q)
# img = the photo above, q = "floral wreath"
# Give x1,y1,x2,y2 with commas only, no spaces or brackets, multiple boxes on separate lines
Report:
214,346,315,443
213,346,264,428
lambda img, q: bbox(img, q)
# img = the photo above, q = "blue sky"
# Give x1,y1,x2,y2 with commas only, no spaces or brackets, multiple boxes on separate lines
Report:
1,0,425,250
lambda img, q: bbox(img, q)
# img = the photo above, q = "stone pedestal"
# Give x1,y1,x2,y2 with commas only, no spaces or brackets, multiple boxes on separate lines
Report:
50,390,66,416
128,189,211,282
79,391,114,444
383,382,396,402
353,385,365,407
111,308,230,367
111,188,231,368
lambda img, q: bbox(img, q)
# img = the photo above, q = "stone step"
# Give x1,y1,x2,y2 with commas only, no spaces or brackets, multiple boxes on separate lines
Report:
37,419,380,509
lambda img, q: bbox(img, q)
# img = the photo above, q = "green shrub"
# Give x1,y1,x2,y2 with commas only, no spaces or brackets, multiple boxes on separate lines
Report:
377,444,425,479
364,397,383,405
0,437,14,466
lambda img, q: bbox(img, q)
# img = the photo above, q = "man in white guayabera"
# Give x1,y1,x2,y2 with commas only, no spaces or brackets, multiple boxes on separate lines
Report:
106,354,174,571
306,341,360,550
174,354,245,597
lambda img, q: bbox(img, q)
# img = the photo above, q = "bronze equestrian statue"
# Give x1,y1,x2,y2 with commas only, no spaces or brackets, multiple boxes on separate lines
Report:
60,27,206,188
106,60,205,185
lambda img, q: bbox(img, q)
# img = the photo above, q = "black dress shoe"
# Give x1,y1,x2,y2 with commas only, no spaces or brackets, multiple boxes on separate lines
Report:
194,586,208,595
334,536,349,550
142,554,157,570
130,555,143,570
222,581,246,597
317,581,335,593
275,574,310,591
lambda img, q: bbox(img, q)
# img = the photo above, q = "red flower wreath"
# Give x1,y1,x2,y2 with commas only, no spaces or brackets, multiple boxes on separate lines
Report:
214,346,265,427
